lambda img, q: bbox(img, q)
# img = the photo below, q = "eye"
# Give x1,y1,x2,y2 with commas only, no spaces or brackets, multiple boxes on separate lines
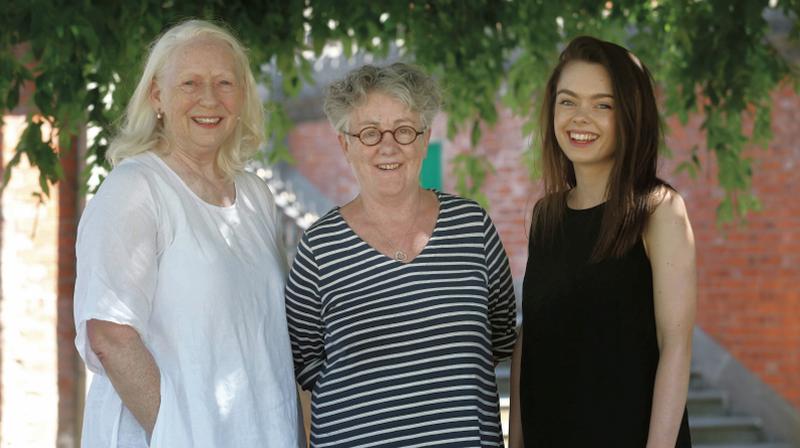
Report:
596,103,613,110
179,80,197,92
558,98,575,106
360,128,380,139
395,126,415,138
216,80,235,93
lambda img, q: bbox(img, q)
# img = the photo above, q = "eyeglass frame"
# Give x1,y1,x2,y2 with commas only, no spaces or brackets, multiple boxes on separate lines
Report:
343,125,426,147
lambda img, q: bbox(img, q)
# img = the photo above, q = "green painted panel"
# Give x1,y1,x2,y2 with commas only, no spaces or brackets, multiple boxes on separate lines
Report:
419,141,442,190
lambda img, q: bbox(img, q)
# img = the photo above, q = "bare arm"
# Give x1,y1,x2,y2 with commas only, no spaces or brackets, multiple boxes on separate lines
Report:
87,319,161,435
643,190,697,448
508,328,524,448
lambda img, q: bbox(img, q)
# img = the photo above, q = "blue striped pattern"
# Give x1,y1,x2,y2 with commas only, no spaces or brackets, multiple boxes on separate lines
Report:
285,192,517,448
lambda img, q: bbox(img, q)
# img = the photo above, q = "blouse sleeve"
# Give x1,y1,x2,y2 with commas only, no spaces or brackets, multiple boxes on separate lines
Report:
73,164,161,374
481,209,518,361
284,232,325,390
248,171,289,273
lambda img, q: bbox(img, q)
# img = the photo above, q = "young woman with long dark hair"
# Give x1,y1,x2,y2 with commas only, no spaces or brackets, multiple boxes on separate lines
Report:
509,36,696,447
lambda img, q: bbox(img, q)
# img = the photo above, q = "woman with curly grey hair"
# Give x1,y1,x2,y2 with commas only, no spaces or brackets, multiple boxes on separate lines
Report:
285,62,517,447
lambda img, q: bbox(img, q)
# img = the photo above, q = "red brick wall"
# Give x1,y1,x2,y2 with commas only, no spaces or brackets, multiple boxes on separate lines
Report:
288,86,800,410
57,136,83,447
433,110,538,278
4,65,84,445
1,115,59,445
663,85,800,409
287,120,359,205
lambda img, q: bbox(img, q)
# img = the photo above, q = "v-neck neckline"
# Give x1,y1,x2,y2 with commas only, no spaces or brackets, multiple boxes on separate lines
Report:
335,190,443,265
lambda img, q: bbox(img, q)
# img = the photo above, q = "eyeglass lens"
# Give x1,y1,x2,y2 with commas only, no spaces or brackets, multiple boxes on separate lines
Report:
357,126,420,146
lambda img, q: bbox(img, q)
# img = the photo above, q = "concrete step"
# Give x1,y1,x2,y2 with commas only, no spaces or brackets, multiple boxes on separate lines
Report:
691,368,707,389
688,389,728,416
496,365,789,446
690,416,763,444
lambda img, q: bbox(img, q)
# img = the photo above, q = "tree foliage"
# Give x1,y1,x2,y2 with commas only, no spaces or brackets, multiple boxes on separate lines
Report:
2,0,798,219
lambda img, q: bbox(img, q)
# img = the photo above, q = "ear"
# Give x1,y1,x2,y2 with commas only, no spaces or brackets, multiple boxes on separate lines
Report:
420,128,432,159
148,78,163,114
337,133,350,159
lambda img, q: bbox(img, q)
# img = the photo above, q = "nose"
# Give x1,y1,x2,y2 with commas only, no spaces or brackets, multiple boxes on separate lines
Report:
198,82,219,106
571,108,590,125
377,138,401,155
376,130,402,152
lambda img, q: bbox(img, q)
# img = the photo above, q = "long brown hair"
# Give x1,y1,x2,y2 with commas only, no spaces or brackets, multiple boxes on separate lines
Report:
532,35,668,261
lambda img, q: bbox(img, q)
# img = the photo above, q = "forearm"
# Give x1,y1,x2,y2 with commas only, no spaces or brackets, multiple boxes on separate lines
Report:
508,328,523,448
89,320,161,434
646,343,691,448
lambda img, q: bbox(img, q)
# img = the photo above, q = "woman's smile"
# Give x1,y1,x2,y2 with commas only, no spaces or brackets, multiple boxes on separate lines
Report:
191,116,223,127
567,130,599,146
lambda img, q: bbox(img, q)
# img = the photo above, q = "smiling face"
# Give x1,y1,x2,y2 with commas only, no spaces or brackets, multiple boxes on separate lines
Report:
339,91,430,200
149,37,242,158
553,61,617,171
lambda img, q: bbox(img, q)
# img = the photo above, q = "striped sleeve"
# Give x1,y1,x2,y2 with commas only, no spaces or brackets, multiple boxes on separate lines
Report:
481,208,517,361
284,231,325,390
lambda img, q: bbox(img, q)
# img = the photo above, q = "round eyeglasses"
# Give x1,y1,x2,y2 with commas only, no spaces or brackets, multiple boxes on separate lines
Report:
344,125,425,146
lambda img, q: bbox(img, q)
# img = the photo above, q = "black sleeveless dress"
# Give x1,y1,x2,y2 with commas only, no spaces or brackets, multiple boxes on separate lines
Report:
520,203,691,447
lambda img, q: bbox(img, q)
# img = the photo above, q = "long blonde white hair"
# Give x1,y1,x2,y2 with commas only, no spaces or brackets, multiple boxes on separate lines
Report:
106,19,264,178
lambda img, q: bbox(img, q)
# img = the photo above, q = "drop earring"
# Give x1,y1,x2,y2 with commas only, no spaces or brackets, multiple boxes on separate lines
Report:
156,110,163,120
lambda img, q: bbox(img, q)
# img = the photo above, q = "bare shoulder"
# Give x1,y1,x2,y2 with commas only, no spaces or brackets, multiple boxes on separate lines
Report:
650,186,690,224
644,186,693,255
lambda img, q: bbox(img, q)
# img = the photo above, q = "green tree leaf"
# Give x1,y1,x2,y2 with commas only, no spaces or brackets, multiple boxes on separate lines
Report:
0,0,796,224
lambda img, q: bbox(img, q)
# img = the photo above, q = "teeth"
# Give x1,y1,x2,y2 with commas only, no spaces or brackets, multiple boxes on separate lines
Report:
570,132,597,142
378,163,400,170
194,117,221,124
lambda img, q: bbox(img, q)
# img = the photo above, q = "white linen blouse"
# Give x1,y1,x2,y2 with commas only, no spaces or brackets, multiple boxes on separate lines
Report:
74,152,303,447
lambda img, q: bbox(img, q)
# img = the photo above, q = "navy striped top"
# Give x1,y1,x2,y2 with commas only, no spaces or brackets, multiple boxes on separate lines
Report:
285,191,517,448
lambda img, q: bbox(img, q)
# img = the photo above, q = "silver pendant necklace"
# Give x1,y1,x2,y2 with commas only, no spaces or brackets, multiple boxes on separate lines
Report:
393,250,408,262
362,193,421,262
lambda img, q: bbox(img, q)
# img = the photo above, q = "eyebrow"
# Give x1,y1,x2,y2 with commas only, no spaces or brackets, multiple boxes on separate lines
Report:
175,69,238,78
557,88,614,100
354,118,417,128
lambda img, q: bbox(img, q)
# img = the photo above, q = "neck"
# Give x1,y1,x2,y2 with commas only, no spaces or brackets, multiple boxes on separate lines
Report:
164,143,221,181
358,188,424,222
570,162,612,209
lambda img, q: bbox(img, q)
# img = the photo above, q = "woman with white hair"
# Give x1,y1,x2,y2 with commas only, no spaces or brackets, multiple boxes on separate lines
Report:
73,19,303,447
284,63,517,447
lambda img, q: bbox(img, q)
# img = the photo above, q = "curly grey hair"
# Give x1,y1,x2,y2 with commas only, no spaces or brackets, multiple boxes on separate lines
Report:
323,63,442,133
